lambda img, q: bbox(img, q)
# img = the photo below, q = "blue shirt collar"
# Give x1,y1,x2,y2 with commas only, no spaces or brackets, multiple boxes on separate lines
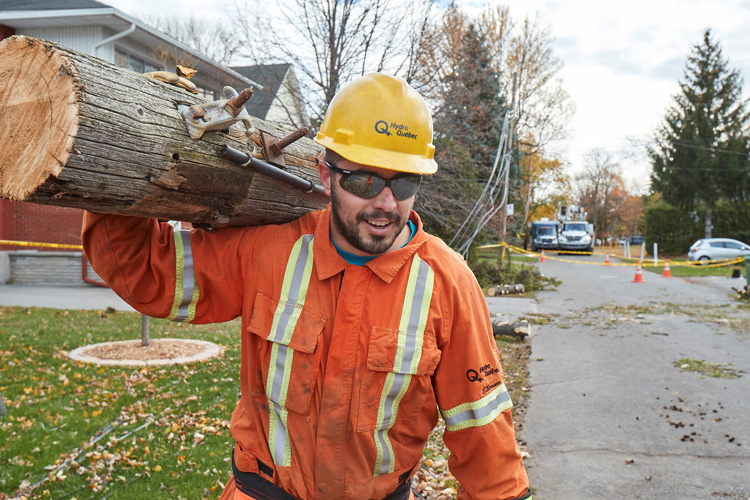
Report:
331,220,417,266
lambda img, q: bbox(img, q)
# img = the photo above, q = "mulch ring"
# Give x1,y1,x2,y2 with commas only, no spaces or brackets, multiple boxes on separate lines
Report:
68,338,222,367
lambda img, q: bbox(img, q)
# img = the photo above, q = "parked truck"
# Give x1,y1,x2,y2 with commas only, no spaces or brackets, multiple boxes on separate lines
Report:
556,204,595,254
530,218,559,252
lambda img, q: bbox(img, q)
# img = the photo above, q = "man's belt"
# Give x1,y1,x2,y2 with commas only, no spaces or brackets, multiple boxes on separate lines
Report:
232,450,412,500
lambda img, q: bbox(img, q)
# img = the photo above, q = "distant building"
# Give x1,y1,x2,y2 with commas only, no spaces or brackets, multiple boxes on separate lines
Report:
233,63,311,130
0,0,273,284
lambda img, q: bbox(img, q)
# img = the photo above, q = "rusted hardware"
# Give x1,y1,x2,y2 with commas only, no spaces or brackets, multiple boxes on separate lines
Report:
177,86,255,140
219,144,326,197
261,127,310,167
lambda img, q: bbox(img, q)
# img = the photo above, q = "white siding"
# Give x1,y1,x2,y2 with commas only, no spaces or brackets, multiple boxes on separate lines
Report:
18,26,104,59
265,71,310,128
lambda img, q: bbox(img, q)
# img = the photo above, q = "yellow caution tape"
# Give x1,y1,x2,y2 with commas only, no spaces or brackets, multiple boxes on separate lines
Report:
0,239,83,250
478,241,744,268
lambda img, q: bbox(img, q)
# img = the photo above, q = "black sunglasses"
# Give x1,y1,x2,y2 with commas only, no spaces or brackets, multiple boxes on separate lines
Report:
325,161,422,201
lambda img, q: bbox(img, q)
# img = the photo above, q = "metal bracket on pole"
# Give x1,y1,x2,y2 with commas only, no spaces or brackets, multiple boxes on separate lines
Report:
177,86,255,142
261,127,310,167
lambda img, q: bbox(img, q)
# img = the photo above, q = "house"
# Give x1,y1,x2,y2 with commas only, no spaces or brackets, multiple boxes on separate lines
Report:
232,63,311,130
1,0,302,285
0,0,260,98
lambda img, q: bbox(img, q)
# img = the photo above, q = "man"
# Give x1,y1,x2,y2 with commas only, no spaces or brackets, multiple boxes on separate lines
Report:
82,73,531,500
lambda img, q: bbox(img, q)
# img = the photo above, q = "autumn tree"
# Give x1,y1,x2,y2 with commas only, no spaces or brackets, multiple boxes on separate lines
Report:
613,194,644,237
230,0,435,122
413,8,508,245
518,142,570,223
649,28,750,238
502,15,574,151
574,149,623,236
143,15,241,65
474,7,573,241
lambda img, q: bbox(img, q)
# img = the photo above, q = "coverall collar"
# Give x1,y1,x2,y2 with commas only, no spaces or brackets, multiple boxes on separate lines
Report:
313,204,428,284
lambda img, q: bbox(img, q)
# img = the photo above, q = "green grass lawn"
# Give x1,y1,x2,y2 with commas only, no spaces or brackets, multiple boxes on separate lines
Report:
0,307,240,500
1,306,531,500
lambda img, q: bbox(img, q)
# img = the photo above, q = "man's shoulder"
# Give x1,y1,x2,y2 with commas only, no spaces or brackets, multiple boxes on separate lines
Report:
213,209,324,250
418,232,471,272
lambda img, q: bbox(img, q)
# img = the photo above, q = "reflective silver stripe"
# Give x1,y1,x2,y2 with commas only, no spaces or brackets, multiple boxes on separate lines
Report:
374,255,434,477
268,234,314,344
266,234,314,467
168,230,199,323
442,382,512,432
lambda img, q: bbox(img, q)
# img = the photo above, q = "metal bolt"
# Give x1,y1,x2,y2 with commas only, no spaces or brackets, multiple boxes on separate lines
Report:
225,88,254,118
270,127,310,156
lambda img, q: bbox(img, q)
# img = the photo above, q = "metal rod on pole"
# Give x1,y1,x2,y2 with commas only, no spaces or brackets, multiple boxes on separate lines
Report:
141,314,149,347
220,145,326,197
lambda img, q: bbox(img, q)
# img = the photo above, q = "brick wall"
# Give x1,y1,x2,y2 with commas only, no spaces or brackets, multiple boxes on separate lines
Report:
0,201,83,252
0,24,15,40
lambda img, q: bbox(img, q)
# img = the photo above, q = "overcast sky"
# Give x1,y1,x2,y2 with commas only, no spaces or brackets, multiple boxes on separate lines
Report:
113,0,750,193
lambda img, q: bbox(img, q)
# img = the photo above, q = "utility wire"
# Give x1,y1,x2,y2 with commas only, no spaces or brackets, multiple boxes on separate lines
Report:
450,105,517,257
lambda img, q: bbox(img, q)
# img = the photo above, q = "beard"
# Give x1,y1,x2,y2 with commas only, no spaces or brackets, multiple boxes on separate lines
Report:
330,186,407,256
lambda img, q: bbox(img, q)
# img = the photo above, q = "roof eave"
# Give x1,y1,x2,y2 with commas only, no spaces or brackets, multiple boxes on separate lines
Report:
0,8,262,90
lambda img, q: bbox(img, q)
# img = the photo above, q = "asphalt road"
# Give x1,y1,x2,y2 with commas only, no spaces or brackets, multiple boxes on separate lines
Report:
523,253,750,499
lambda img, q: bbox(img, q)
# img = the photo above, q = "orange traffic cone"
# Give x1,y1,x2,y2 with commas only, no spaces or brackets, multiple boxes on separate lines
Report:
633,262,645,283
662,260,672,278
604,254,611,265
539,250,546,263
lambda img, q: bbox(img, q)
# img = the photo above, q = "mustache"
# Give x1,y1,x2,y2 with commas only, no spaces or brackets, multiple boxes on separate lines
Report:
357,210,401,224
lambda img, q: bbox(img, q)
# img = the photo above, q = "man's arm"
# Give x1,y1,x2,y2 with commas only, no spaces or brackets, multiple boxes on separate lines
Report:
432,267,531,500
82,212,248,324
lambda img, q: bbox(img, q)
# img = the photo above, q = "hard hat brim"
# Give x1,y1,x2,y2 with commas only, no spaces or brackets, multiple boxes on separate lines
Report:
314,136,438,175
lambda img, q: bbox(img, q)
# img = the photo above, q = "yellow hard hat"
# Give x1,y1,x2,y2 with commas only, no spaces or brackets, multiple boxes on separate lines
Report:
314,73,438,175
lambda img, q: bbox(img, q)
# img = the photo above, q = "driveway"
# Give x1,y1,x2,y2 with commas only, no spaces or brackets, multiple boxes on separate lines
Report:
523,254,750,499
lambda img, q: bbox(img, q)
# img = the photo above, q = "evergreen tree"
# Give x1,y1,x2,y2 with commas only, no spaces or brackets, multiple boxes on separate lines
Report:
415,10,508,244
649,28,750,238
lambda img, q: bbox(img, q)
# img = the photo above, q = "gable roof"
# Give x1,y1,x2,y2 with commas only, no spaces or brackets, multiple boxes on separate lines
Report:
231,64,292,119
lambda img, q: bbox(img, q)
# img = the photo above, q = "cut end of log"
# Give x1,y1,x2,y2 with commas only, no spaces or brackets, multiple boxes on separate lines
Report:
0,36,79,200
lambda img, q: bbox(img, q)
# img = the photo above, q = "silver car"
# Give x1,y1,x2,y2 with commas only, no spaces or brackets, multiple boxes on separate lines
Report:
687,238,750,262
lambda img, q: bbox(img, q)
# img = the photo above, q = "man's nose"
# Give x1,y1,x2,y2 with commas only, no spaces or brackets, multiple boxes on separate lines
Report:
371,184,398,211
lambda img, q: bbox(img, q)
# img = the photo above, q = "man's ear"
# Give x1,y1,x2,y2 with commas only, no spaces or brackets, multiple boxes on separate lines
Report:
318,153,332,197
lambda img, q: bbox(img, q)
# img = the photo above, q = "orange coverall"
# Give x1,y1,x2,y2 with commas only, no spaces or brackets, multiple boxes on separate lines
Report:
82,206,531,500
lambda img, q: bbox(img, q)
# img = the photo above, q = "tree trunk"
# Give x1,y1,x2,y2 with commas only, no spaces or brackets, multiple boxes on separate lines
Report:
704,205,713,238
0,36,328,227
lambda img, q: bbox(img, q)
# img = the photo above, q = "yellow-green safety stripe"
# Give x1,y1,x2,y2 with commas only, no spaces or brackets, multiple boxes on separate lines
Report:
167,230,200,323
441,382,512,432
266,234,315,467
373,254,434,477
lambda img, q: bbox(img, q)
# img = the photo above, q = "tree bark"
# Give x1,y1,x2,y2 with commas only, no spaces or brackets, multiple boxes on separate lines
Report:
0,36,328,227
704,205,713,239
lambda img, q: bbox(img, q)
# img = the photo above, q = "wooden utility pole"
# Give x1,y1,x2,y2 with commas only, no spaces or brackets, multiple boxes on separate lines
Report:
0,36,328,227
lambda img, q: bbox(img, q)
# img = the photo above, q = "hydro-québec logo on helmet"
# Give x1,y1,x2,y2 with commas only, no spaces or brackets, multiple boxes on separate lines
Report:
375,120,418,140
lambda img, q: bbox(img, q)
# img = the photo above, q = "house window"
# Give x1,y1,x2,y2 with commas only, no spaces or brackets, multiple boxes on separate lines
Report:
115,48,161,74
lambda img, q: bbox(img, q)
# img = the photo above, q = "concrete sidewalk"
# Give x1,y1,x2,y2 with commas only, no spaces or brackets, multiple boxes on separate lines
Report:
524,253,750,499
0,284,135,311
0,283,536,319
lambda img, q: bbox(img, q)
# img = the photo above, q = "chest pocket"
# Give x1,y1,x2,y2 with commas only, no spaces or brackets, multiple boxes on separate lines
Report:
248,291,326,418
357,253,441,433
358,326,441,432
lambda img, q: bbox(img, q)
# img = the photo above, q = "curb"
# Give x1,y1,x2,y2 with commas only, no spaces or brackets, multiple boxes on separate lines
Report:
68,338,223,367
